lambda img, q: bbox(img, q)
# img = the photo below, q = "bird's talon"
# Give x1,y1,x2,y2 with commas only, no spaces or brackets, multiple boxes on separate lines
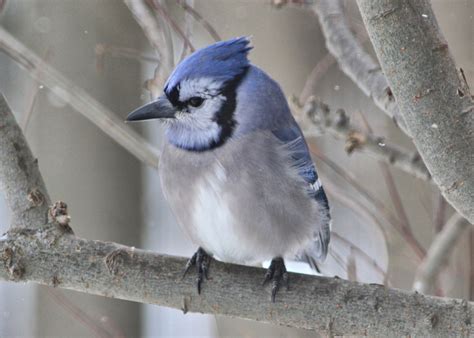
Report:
264,257,288,302
182,252,198,279
183,248,210,294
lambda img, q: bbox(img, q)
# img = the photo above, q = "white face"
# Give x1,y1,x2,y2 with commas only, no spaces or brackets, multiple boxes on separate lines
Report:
165,77,230,151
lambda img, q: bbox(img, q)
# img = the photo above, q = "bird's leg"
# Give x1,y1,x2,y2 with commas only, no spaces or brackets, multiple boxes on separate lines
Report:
183,247,211,294
262,257,289,302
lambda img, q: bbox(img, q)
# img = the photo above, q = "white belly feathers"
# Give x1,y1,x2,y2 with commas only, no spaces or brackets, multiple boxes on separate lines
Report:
190,162,247,263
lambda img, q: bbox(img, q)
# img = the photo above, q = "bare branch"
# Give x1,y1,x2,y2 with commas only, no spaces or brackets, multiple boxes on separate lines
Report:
357,111,416,250
357,0,474,223
0,226,472,336
95,43,160,72
312,0,409,134
148,0,195,53
414,214,473,294
295,97,431,180
124,0,173,95
21,47,53,131
0,94,50,228
0,27,160,169
176,0,221,42
123,0,164,59
434,194,448,233
310,145,426,260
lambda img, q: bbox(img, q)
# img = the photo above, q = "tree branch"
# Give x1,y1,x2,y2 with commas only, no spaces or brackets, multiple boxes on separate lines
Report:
0,226,472,336
311,0,409,134
357,0,474,223
124,0,174,96
413,213,473,294
295,96,431,180
0,94,50,228
0,27,160,169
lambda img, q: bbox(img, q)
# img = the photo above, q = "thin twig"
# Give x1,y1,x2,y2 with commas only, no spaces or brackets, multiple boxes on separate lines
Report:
21,47,53,132
95,43,159,73
0,27,160,169
413,214,472,294
46,289,112,338
332,232,389,283
357,110,416,253
124,0,173,95
148,0,195,52
434,193,448,233
176,0,221,41
310,145,426,260
294,96,431,181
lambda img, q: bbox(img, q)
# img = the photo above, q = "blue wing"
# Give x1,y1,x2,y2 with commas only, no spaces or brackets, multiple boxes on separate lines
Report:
272,123,331,265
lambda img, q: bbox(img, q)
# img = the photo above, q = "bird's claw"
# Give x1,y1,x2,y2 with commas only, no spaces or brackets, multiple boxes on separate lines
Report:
263,257,289,302
183,248,211,294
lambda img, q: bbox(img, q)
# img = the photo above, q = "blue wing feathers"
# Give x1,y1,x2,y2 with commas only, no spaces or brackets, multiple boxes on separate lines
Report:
272,123,331,263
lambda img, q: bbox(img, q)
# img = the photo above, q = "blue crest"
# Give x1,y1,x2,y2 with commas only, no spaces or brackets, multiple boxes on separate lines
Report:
164,37,252,97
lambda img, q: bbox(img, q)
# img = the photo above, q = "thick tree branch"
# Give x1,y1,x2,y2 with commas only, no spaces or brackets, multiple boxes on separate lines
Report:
357,0,474,223
0,226,472,336
0,94,50,228
414,214,473,294
312,0,409,134
0,27,160,169
295,96,431,180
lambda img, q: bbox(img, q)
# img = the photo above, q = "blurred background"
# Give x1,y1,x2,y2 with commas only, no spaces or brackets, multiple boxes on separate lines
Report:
0,0,472,337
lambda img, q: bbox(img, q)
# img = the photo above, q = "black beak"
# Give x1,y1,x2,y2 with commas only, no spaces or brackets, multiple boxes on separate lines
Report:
126,95,176,122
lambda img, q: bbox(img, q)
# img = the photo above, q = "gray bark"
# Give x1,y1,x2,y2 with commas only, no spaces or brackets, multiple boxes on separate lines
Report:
357,0,474,223
0,225,472,337
0,95,50,228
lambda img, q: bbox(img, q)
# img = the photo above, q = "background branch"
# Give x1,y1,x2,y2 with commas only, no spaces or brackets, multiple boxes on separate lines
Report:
357,0,474,223
311,0,409,134
0,27,160,169
124,0,174,95
295,96,431,180
413,213,473,294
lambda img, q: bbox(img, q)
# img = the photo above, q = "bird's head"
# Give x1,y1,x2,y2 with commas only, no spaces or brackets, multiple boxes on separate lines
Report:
127,37,252,151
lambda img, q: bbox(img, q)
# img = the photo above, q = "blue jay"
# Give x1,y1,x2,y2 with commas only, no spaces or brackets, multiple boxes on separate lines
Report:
127,37,331,301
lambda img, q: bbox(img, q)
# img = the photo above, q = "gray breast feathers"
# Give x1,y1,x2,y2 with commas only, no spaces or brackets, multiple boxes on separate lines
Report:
159,131,328,264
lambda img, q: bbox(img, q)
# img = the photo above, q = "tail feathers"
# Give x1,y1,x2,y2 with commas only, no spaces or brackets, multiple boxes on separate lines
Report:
297,220,331,273
300,252,321,273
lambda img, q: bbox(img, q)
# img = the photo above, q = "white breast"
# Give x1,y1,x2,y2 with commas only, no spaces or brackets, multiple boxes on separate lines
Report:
190,162,254,264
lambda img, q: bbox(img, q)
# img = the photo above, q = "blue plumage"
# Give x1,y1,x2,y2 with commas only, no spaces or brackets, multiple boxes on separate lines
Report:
127,37,332,300
164,37,252,99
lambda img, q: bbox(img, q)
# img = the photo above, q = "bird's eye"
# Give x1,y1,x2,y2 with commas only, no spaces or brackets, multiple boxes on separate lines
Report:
188,97,204,108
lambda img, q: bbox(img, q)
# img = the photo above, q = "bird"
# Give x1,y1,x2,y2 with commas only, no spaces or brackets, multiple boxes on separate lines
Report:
127,37,331,302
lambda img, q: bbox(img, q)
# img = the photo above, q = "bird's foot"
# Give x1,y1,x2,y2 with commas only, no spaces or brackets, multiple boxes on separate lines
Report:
183,247,211,294
262,257,289,302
